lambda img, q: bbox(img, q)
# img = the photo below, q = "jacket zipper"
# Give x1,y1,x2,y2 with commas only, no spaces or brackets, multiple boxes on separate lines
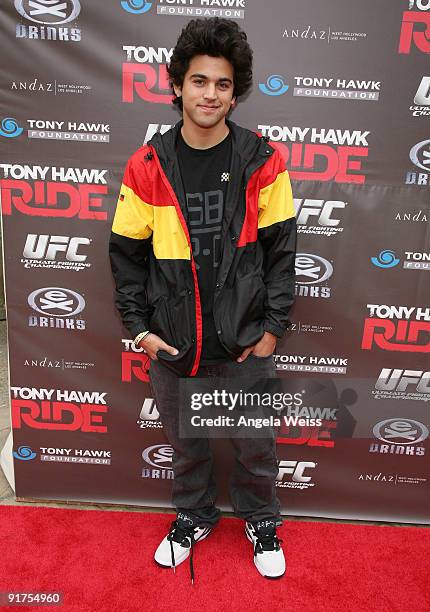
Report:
149,146,202,376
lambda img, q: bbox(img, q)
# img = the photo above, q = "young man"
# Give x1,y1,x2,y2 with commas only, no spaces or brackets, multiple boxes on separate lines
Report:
109,18,296,581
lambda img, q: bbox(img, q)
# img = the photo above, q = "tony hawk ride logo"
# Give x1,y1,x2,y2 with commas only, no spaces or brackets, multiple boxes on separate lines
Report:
362,304,430,353
275,406,335,448
0,164,109,220
122,46,173,104
258,124,370,184
399,0,430,54
11,387,108,432
121,339,150,383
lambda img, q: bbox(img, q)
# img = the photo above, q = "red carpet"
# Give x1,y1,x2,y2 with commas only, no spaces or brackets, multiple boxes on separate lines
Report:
0,506,429,612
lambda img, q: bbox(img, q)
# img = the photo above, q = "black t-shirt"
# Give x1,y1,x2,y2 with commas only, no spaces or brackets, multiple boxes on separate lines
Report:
177,130,232,364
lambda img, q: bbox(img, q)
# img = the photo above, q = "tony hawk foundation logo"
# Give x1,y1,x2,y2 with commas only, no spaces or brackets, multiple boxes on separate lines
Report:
275,354,348,374
121,0,245,19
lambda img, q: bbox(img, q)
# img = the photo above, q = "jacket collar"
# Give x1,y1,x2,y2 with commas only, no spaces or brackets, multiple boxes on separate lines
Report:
148,118,269,168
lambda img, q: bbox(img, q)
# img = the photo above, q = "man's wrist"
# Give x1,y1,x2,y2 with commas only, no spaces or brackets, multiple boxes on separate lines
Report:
263,321,285,339
133,330,151,349
264,331,277,340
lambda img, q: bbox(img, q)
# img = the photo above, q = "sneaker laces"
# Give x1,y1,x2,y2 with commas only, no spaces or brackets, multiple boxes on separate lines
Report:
167,520,197,584
253,528,283,555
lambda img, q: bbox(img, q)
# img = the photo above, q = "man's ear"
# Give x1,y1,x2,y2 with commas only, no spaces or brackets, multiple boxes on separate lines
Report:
173,83,182,98
231,96,237,107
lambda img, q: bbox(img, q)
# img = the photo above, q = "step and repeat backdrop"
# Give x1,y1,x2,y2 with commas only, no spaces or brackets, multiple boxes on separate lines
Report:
0,0,429,523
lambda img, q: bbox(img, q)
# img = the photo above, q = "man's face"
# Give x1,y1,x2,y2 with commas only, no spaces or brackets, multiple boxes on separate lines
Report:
173,54,236,131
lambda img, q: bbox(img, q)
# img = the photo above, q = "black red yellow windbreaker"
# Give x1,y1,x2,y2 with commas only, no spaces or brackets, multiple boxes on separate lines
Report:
109,120,296,376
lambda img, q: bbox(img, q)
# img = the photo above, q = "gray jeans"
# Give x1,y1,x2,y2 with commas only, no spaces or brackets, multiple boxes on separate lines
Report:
148,354,282,527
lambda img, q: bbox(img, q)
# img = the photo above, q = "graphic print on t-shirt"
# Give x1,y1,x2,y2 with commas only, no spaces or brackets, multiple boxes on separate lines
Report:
187,189,223,270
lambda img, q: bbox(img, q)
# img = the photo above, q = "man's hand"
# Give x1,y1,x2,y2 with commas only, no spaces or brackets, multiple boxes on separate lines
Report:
137,333,179,360
236,331,277,363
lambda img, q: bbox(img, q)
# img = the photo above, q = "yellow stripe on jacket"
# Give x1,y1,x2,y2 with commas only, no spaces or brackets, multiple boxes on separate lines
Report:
112,184,190,260
258,170,295,230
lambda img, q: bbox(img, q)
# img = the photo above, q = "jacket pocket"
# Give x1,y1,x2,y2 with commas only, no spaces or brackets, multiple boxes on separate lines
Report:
149,297,175,345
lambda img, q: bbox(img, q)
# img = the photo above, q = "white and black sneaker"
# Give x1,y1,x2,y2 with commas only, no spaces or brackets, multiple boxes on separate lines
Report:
245,520,286,579
154,512,213,583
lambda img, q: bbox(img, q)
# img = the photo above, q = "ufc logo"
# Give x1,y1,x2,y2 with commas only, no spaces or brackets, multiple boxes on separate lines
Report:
276,460,316,483
375,368,430,393
414,76,430,104
23,234,90,261
139,398,159,420
294,199,346,226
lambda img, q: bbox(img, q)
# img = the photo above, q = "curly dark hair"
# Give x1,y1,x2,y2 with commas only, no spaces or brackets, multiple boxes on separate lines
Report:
167,17,253,110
